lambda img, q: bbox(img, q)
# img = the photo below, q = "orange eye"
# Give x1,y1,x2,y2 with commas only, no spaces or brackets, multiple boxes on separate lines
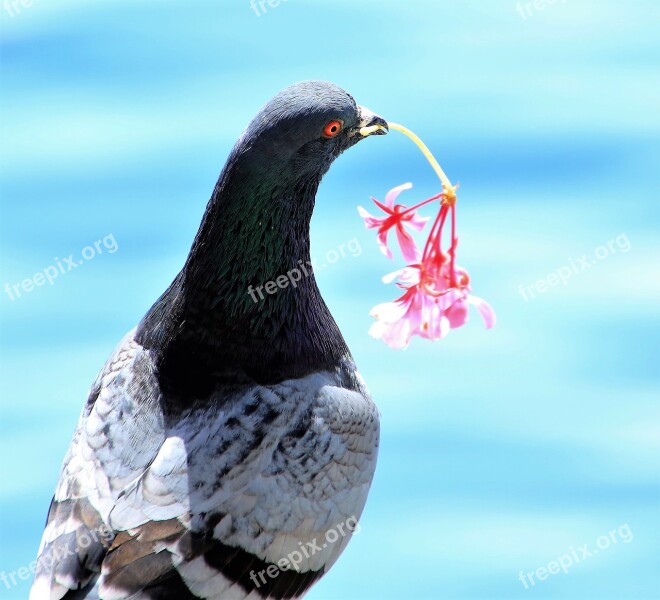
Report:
322,120,343,138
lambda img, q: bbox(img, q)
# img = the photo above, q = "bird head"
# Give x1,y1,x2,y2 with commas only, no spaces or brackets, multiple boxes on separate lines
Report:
236,80,388,180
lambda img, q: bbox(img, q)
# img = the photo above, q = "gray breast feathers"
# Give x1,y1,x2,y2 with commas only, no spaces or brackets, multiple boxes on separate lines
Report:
31,329,379,600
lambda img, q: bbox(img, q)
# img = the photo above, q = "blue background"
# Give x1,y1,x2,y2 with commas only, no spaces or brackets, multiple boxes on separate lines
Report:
1,1,658,598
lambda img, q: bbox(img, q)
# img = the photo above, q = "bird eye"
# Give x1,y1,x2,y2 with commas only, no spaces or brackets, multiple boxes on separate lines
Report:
322,120,343,138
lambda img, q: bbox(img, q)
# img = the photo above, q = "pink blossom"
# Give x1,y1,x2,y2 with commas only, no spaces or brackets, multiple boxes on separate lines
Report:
368,263,495,349
363,189,496,348
357,183,429,262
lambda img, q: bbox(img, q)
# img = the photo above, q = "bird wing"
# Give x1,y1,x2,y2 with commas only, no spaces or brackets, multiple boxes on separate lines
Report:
31,329,379,600
30,329,171,599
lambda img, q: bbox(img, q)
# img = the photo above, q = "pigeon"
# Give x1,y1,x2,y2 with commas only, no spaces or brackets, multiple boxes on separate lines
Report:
31,81,386,600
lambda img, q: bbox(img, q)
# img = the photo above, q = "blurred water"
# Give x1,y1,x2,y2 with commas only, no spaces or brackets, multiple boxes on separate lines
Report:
1,1,659,599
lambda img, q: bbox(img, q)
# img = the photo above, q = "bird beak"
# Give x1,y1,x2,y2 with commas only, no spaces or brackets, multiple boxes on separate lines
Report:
357,106,389,137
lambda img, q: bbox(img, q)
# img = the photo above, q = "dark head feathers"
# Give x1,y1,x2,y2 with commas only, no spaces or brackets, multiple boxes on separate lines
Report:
235,80,386,179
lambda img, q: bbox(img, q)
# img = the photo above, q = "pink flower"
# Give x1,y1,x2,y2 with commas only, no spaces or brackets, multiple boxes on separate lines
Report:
357,183,430,262
369,263,495,349
364,191,496,349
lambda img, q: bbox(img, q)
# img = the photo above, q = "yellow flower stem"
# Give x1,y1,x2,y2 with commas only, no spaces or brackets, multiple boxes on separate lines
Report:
386,122,456,203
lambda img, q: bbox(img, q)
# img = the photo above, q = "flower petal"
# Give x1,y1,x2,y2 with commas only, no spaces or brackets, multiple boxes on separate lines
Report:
357,206,386,230
369,292,412,323
468,295,496,329
395,225,421,262
357,205,373,219
445,297,469,329
376,228,394,260
406,212,431,231
382,268,403,284
418,296,450,340
432,288,464,310
384,182,413,208
382,265,421,285
369,318,412,349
